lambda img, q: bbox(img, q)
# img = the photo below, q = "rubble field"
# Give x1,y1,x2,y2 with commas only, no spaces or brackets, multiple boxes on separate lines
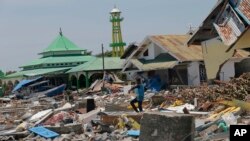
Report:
0,73,250,141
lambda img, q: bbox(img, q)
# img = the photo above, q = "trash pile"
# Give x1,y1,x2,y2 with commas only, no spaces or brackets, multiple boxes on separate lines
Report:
162,73,250,112
0,73,250,141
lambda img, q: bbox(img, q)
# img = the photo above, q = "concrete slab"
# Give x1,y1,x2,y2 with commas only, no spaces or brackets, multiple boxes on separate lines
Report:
139,112,195,141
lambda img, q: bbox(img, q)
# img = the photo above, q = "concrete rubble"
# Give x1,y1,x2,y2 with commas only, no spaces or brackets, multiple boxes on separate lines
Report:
1,73,250,141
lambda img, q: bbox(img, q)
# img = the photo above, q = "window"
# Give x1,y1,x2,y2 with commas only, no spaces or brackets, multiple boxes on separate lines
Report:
143,49,149,56
199,64,207,82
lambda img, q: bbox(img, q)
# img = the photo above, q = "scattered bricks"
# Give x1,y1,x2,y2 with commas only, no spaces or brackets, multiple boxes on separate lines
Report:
198,101,213,111
139,112,195,141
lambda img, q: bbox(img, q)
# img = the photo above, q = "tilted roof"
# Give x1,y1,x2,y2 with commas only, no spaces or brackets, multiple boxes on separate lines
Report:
121,44,138,59
187,0,250,45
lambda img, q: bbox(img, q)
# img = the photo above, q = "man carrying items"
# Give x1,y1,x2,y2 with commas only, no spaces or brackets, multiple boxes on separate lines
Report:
129,78,145,113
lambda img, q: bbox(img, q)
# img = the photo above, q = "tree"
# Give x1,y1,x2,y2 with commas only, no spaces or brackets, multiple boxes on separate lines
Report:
0,70,4,78
85,51,92,55
95,50,112,57
0,70,4,87
5,71,16,75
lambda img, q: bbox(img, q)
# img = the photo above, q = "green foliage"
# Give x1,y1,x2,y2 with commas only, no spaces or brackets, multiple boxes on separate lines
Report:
116,72,127,81
0,70,4,78
5,71,16,75
96,50,113,57
85,51,92,55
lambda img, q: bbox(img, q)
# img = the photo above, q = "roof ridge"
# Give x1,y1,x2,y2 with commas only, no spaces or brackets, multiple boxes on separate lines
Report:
41,33,85,53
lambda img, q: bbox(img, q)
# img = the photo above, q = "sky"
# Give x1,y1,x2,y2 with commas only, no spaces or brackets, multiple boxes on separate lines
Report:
0,0,217,72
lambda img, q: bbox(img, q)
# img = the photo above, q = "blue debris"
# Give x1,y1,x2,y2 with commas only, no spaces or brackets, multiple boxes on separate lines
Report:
29,126,59,138
127,130,140,136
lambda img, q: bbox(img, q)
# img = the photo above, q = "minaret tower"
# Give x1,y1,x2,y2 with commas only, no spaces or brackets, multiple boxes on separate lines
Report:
110,6,126,57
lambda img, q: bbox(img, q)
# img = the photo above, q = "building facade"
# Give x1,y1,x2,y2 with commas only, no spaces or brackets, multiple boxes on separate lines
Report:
2,31,95,89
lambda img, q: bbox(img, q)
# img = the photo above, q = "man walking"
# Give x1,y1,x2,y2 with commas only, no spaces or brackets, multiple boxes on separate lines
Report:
129,78,144,113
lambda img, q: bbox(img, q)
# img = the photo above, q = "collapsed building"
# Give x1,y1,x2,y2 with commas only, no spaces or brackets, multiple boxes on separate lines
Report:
187,0,250,80
121,0,250,87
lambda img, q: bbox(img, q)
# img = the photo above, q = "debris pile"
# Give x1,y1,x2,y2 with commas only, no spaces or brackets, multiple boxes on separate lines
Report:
171,73,250,107
0,73,250,141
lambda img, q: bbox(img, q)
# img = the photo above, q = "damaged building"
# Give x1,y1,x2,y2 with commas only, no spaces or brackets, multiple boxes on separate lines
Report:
122,33,249,87
187,0,250,81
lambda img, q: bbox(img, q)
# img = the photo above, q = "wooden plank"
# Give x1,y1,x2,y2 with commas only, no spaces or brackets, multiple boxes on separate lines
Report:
199,125,218,137
78,108,101,124
219,99,250,111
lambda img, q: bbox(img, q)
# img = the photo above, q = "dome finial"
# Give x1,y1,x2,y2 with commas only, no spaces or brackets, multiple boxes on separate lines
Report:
59,28,63,36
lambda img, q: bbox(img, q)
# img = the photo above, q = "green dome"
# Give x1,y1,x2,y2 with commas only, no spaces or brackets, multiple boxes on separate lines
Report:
42,34,85,53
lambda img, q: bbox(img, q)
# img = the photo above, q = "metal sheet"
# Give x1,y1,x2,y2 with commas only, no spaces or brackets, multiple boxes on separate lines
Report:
230,0,250,24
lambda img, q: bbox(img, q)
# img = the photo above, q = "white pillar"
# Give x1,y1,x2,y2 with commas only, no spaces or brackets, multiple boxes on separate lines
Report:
220,61,235,82
187,62,200,86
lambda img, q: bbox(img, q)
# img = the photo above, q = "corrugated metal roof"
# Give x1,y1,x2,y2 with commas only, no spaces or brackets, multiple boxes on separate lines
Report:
5,67,70,78
21,56,95,67
239,0,250,22
67,57,124,73
149,35,203,61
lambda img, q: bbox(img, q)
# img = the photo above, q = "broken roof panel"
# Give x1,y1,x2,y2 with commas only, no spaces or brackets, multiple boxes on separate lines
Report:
121,44,138,59
213,4,246,46
187,0,227,45
187,0,250,45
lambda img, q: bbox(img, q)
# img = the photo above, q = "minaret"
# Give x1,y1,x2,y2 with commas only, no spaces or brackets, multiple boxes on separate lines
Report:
110,6,126,57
